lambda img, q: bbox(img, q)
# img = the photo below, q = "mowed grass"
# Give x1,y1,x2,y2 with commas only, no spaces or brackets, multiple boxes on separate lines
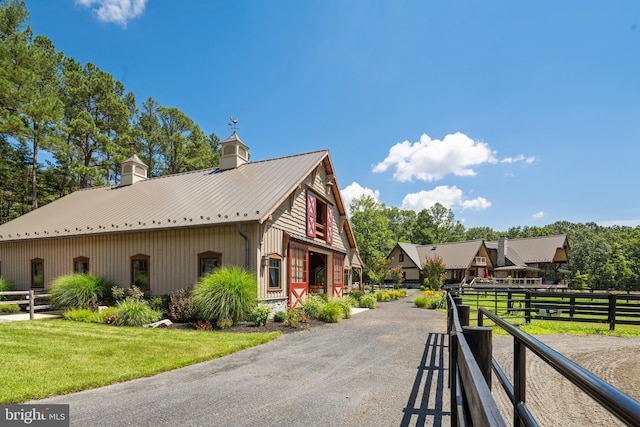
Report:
456,292,640,337
0,319,280,403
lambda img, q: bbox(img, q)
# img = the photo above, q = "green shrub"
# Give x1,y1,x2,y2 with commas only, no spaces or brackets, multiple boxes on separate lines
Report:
50,274,111,310
169,288,194,322
0,277,12,295
192,266,257,328
63,308,104,323
414,297,428,308
0,304,20,313
335,297,353,319
251,303,271,327
359,295,377,309
283,308,307,328
348,290,364,302
115,299,162,326
318,300,343,323
273,311,287,323
375,291,384,301
150,295,169,314
301,295,324,320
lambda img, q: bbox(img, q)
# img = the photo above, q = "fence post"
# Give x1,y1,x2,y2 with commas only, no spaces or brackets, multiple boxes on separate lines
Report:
450,332,459,426
608,294,617,331
514,338,527,427
463,326,493,390
29,290,35,320
525,291,532,324
458,305,470,327
569,296,575,318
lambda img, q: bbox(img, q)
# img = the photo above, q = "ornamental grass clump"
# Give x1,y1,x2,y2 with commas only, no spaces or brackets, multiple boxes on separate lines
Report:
0,277,12,294
115,299,162,327
359,294,377,309
301,294,324,320
192,266,258,329
414,296,428,308
318,299,343,323
50,273,112,310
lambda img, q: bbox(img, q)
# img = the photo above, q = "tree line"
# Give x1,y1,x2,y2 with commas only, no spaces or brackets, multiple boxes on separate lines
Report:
0,0,221,223
349,195,640,291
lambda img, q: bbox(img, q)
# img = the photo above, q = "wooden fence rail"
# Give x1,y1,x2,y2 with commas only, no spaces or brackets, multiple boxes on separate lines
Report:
0,290,52,319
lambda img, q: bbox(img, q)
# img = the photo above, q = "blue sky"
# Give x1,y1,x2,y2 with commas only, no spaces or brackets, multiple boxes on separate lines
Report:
25,0,640,231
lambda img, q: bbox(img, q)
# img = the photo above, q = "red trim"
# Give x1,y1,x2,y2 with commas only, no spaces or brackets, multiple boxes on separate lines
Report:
306,191,317,238
289,243,309,308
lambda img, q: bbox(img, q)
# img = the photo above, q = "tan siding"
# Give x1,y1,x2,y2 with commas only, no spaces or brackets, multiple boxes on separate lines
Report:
0,225,259,295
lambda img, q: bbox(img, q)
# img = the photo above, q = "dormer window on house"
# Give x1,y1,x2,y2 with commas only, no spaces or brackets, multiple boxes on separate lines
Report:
306,190,334,244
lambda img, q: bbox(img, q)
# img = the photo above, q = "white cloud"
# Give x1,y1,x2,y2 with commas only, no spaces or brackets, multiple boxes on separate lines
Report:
501,154,536,164
461,197,492,211
400,185,492,212
373,132,498,182
532,211,545,219
76,0,146,26
340,182,380,215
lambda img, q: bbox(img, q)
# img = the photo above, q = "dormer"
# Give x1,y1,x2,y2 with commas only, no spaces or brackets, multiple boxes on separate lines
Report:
219,132,249,171
121,154,148,185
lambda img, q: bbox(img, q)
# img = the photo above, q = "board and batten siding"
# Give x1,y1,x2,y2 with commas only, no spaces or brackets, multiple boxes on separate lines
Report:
0,225,258,295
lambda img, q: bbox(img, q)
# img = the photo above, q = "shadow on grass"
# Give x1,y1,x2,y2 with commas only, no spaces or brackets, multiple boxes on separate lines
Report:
400,332,450,427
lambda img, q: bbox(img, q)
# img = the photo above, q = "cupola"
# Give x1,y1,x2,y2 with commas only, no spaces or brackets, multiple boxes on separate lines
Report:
121,154,148,185
219,132,249,171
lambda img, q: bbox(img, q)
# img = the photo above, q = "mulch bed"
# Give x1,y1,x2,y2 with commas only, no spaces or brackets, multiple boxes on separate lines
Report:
168,319,326,334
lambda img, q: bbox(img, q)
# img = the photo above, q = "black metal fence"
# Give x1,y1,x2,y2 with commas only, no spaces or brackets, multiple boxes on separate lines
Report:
456,288,640,330
448,292,640,426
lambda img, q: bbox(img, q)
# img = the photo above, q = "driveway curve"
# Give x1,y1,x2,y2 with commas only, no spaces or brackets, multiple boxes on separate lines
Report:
36,298,451,427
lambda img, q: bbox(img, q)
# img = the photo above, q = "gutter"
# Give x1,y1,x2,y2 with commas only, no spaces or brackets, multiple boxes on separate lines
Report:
237,223,250,269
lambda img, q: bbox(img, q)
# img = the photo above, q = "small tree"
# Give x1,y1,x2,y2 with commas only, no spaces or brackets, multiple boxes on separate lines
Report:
367,257,391,291
422,255,446,291
571,271,589,291
387,265,404,289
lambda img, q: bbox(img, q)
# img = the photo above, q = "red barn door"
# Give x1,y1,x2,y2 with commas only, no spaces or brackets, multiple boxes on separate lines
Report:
289,243,309,308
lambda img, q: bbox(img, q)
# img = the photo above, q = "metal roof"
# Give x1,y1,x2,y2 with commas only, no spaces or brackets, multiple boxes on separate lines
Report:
486,235,568,264
0,150,346,243
397,240,485,269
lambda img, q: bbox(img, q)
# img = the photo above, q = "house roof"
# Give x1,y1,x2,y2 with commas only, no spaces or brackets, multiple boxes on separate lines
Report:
396,240,485,269
0,149,356,249
486,235,569,264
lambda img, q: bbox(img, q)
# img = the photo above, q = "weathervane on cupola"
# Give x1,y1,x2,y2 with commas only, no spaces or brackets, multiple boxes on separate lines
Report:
220,116,248,171
228,116,239,132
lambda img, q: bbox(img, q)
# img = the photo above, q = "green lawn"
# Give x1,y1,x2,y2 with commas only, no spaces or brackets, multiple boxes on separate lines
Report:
454,291,640,337
0,319,280,403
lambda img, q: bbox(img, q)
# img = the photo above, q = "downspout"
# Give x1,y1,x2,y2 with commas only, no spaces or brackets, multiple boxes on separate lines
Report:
237,223,250,270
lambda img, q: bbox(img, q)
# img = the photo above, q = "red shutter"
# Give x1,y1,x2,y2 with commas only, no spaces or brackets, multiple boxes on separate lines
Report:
306,191,316,238
326,204,334,244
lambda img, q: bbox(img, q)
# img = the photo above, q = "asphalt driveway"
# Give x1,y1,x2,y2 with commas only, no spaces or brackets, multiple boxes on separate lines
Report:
35,297,451,427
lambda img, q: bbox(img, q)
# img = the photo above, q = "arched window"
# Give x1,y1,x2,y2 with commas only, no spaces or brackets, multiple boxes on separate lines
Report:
31,258,44,288
198,251,222,278
73,256,89,274
131,254,150,291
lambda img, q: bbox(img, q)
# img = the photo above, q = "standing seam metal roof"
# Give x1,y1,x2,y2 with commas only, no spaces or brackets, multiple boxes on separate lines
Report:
0,150,334,243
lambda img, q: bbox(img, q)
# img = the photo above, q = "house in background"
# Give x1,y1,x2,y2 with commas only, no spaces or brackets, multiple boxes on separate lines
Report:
0,132,363,310
484,235,570,286
387,240,492,287
388,234,569,288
